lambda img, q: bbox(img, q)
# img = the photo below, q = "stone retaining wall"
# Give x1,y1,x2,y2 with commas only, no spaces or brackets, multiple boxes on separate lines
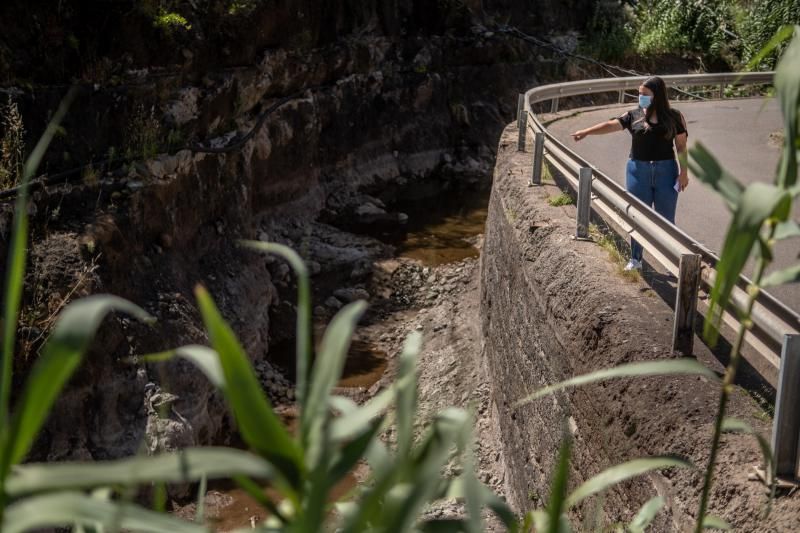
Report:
480,122,795,531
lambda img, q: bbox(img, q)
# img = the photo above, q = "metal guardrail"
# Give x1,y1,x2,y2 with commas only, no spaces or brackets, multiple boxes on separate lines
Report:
517,72,800,479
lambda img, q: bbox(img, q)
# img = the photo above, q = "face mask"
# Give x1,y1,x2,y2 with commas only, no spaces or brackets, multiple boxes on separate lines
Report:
639,95,652,109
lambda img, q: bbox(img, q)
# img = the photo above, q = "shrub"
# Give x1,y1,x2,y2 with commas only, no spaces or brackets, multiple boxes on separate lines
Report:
0,97,24,190
580,0,635,61
631,0,730,57
737,0,800,67
548,190,574,206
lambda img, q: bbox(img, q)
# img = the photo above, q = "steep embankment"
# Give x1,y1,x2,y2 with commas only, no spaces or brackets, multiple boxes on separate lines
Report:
480,123,800,531
0,2,562,463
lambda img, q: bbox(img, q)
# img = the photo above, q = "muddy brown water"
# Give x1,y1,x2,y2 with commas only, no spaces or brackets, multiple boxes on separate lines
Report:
391,187,490,266
270,337,389,391
213,188,490,529
206,473,359,530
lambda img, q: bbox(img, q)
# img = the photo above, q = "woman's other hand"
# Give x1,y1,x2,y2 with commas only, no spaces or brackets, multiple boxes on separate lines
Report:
678,169,689,192
571,130,586,141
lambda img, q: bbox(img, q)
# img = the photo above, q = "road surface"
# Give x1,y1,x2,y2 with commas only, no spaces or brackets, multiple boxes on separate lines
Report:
545,98,800,313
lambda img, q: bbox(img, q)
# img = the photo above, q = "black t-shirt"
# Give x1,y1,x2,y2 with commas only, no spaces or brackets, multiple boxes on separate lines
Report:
616,108,687,161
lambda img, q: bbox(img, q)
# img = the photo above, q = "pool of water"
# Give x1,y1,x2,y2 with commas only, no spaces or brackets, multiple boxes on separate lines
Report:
205,473,358,531
269,336,388,391
389,187,490,266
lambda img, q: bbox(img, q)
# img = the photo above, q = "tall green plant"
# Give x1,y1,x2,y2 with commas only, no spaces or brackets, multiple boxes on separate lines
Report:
687,25,800,532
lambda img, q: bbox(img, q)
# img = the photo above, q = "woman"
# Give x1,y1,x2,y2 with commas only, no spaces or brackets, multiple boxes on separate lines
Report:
571,76,688,271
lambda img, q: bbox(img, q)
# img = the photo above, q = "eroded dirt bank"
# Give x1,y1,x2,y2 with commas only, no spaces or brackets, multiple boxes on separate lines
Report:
481,123,800,531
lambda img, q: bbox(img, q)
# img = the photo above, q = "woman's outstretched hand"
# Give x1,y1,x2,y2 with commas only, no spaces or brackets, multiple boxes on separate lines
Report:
571,130,586,141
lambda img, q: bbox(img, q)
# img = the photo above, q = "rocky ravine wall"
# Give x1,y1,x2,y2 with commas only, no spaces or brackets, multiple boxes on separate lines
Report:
1,4,550,465
481,123,800,531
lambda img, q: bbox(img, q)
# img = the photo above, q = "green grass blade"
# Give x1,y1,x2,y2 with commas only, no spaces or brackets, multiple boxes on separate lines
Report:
456,416,483,533
240,241,311,414
703,184,791,344
327,418,382,489
774,26,800,189
722,418,774,472
773,220,800,240
530,511,573,533
299,301,369,531
152,482,167,513
514,359,717,407
721,417,776,516
364,437,392,479
746,25,795,70
547,435,571,533
687,143,744,212
195,474,207,524
396,332,422,459
342,409,467,533
331,344,416,442
6,295,151,468
194,285,303,490
6,447,273,497
566,457,691,508
143,345,225,388
481,485,519,532
701,515,732,530
3,491,206,533
303,300,367,465
330,370,413,443
385,409,471,533
761,264,800,287
628,496,665,533
1,87,78,432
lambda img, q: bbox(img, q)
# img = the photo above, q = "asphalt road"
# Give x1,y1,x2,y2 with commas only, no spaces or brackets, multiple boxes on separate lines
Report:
545,98,800,312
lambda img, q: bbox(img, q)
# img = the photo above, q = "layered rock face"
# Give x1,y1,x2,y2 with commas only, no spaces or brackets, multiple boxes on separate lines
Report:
0,1,582,461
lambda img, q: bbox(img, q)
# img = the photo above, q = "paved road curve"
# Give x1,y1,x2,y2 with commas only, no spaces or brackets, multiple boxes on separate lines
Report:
546,98,800,312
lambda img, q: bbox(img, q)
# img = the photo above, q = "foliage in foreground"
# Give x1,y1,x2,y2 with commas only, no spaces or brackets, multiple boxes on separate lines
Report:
0,23,798,533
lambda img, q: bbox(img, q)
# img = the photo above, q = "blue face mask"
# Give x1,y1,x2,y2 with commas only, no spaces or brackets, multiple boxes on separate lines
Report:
639,95,652,109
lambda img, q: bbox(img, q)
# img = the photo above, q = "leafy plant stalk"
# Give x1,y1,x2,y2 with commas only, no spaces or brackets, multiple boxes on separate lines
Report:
694,224,776,533
0,87,76,520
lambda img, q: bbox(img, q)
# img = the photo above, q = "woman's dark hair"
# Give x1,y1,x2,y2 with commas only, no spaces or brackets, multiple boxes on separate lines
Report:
642,76,679,139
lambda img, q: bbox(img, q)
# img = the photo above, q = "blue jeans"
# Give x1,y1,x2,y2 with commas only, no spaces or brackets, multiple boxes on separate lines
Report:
625,159,679,262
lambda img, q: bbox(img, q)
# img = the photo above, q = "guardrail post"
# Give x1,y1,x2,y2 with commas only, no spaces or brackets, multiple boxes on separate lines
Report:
576,167,592,239
671,254,701,355
618,90,625,104
719,83,725,99
517,94,524,129
772,334,800,479
550,97,559,113
518,113,527,152
530,132,545,186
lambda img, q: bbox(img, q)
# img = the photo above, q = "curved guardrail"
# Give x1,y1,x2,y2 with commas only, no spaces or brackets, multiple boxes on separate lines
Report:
518,72,799,388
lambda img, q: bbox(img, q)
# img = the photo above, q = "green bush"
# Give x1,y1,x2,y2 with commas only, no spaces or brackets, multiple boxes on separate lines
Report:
738,0,800,67
153,10,192,33
632,0,730,56
0,97,24,190
580,0,635,61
